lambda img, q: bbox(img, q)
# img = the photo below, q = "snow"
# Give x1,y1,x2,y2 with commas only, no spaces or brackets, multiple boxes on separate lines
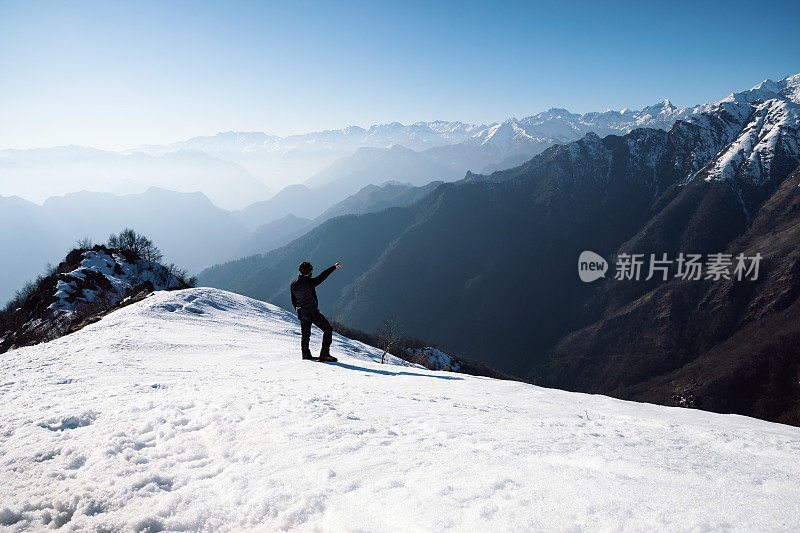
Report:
136,73,799,165
47,249,182,316
690,74,800,185
470,97,709,152
411,347,461,371
469,74,800,175
703,99,800,184
2,287,800,531
722,74,800,107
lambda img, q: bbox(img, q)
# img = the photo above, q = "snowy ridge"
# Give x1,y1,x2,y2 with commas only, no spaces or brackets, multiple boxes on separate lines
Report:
702,99,800,184
48,248,182,317
471,73,800,174
471,100,696,152
1,287,799,530
721,73,800,106
6,73,799,201
694,75,800,184
135,73,800,166
9,73,797,199
136,121,485,156
0,247,188,354
471,119,540,151
411,346,462,371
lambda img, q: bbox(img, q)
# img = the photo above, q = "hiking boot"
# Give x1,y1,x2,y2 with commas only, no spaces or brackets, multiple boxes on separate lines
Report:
318,354,338,362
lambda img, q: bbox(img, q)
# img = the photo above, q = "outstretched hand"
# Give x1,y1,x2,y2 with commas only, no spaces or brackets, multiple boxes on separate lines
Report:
335,261,342,269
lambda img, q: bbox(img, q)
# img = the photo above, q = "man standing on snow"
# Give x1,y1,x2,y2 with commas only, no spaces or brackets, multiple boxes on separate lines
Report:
290,261,342,362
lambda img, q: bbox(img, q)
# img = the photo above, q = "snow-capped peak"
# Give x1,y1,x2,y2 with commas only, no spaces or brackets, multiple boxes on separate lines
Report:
702,98,800,184
719,72,800,106
650,98,675,109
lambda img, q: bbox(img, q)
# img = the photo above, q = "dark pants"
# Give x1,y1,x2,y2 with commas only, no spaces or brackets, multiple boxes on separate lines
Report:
298,307,332,357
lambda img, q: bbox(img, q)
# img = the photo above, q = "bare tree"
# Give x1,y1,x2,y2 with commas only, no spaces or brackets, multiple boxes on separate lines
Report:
107,228,163,267
117,228,141,255
140,237,163,267
165,263,196,287
376,315,398,364
76,237,94,250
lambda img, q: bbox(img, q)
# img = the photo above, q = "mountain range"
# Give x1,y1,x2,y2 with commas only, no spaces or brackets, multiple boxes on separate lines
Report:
234,181,442,257
2,91,726,214
198,73,800,425
141,98,711,214
0,188,247,305
0,180,439,305
0,146,273,210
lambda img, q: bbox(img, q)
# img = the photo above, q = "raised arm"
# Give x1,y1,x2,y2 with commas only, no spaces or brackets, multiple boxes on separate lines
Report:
312,265,337,287
312,261,342,286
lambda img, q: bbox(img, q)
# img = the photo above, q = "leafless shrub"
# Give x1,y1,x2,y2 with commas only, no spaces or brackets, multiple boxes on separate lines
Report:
75,237,94,250
376,315,398,364
162,263,197,288
671,379,699,408
107,228,163,266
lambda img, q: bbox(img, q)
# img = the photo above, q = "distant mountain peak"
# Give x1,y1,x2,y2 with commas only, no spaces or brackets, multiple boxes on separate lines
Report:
543,107,573,115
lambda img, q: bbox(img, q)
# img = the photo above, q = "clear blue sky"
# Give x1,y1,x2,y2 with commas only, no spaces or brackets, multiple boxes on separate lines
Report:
1,0,799,150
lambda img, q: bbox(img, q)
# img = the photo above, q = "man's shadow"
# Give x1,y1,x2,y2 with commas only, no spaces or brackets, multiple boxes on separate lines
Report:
331,361,464,380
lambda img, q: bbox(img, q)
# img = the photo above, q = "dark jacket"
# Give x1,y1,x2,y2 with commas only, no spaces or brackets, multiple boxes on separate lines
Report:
290,265,336,311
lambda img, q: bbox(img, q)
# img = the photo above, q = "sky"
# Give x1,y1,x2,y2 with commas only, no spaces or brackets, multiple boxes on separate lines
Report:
1,0,799,151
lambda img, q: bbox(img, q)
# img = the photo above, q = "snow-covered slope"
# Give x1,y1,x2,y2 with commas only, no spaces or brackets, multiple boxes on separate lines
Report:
411,346,462,372
47,248,182,317
1,288,798,531
0,246,187,354
700,98,800,184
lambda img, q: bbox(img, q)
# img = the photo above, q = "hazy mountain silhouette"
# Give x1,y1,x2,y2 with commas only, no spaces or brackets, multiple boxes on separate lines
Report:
233,181,446,255
235,215,313,257
134,122,483,190
233,185,332,230
0,147,273,210
0,195,62,306
0,188,248,304
316,181,443,221
0,178,457,305
43,188,248,271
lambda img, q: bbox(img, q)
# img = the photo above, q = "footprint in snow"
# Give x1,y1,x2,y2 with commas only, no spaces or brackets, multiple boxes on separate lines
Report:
38,412,97,432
